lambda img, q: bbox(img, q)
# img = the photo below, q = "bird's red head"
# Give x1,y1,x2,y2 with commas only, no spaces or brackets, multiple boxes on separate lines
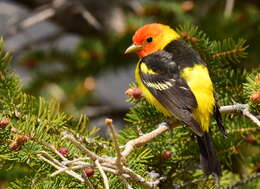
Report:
125,23,180,57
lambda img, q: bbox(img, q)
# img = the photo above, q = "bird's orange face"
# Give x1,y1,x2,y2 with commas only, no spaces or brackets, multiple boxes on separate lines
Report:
125,23,180,57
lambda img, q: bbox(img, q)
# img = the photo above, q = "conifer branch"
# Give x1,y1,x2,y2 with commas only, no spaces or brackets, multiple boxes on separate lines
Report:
212,47,246,59
55,130,161,188
33,103,259,188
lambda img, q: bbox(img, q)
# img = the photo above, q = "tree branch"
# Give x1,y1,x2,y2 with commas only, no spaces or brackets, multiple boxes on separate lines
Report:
37,151,84,182
243,108,260,127
121,121,180,158
219,104,248,113
95,159,110,189
220,104,260,127
105,118,124,173
61,131,104,162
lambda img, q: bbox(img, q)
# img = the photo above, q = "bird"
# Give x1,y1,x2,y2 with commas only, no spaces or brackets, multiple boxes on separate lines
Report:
125,23,226,178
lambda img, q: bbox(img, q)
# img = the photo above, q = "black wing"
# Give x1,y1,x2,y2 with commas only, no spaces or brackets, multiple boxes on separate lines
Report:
140,50,203,136
214,92,226,136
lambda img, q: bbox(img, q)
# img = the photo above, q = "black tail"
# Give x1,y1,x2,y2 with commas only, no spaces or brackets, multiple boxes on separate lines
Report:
196,132,221,177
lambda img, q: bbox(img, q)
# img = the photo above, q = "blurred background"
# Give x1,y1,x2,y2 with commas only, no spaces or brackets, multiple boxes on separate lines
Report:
0,0,260,134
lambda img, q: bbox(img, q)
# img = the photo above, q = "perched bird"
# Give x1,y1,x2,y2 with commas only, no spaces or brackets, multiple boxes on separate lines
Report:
125,23,225,178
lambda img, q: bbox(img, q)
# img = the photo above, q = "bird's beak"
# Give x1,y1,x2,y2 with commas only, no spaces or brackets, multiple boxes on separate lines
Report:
124,44,143,54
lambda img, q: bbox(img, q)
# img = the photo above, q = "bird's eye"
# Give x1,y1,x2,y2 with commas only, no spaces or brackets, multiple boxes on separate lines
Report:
146,37,153,43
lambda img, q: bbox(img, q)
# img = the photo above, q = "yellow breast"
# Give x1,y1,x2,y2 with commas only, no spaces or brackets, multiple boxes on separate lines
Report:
181,64,215,131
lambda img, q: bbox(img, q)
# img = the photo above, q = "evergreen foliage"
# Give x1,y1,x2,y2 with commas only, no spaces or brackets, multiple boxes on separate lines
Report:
1,20,260,188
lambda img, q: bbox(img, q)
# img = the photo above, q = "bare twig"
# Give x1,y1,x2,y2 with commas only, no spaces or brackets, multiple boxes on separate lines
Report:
220,104,260,127
38,151,84,182
45,143,68,161
95,160,110,189
52,161,130,178
62,157,90,165
105,118,124,173
219,104,248,113
121,121,180,158
37,154,61,170
61,131,104,162
243,108,260,127
106,118,134,188
50,163,92,177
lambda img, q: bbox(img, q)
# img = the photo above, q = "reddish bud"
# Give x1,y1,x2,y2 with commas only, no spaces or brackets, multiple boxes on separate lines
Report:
132,88,143,100
58,147,69,157
255,164,260,172
250,92,260,103
191,37,199,43
9,141,20,151
181,32,189,40
125,88,143,101
83,168,94,177
125,88,134,96
0,119,9,128
162,151,172,160
245,135,256,144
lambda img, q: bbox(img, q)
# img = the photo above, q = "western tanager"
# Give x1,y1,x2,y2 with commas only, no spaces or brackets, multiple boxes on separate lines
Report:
125,23,225,178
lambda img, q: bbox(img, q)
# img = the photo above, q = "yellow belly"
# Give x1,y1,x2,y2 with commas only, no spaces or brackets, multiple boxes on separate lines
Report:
181,64,215,131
